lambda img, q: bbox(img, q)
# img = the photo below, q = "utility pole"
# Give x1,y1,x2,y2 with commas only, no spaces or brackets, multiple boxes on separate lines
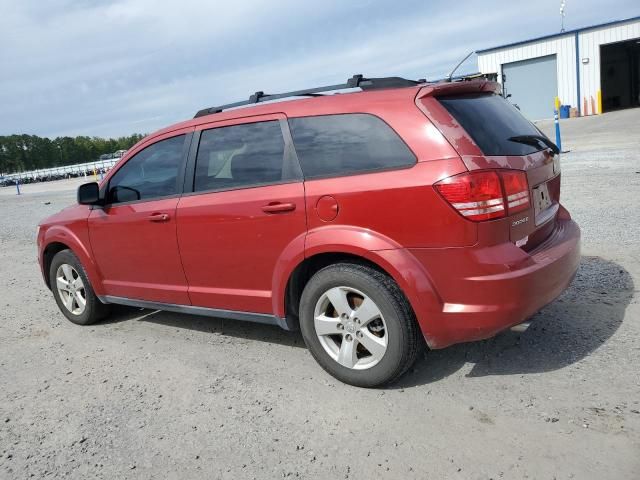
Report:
560,1,566,32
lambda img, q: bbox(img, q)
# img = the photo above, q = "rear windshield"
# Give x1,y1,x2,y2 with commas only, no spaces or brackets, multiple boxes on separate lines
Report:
438,93,544,156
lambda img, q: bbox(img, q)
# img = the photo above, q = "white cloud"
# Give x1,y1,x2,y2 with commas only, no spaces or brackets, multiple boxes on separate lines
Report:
0,0,638,137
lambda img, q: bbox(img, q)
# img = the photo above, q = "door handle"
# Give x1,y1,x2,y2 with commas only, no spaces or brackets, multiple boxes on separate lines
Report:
148,213,170,222
261,202,296,214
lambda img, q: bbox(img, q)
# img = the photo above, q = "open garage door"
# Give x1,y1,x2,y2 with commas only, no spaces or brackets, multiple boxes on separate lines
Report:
502,55,558,120
600,39,640,112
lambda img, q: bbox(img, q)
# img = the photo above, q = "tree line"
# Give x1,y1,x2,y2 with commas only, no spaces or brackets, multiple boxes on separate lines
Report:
0,134,146,175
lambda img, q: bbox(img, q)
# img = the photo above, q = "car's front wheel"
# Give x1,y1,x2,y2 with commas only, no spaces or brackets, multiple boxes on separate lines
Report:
299,263,421,387
49,249,110,325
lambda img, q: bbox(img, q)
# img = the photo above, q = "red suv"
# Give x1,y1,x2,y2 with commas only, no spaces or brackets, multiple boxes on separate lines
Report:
37,75,580,387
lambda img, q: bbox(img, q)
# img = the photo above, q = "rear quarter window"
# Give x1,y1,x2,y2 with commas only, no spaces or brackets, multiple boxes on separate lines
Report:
288,113,416,179
438,94,545,156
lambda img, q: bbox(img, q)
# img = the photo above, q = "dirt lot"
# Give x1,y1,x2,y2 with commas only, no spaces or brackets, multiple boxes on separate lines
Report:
1,109,639,479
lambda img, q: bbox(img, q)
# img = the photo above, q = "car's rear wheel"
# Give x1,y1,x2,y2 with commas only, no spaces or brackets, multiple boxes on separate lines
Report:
49,249,110,325
299,263,421,387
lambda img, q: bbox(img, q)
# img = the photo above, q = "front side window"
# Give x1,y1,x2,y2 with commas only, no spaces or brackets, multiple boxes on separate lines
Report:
288,113,416,179
107,135,185,204
194,120,294,192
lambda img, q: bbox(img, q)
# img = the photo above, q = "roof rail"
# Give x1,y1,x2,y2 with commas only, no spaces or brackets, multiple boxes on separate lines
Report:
193,74,423,118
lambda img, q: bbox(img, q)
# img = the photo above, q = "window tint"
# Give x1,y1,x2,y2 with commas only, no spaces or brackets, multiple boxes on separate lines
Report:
194,121,293,192
288,114,416,179
107,135,185,204
438,94,545,156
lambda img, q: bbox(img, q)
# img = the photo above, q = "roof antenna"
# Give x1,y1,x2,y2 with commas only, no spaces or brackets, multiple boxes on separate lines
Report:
560,0,566,32
446,51,475,82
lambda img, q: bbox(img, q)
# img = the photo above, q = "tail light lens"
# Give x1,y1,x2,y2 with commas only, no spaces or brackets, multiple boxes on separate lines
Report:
501,170,531,214
434,171,504,221
434,170,530,222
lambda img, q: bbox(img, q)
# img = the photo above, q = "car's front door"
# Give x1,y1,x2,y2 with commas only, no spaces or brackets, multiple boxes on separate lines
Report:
88,130,192,305
177,115,306,314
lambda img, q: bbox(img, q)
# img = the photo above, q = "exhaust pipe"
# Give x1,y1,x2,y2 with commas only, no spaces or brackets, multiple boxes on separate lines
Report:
510,321,531,333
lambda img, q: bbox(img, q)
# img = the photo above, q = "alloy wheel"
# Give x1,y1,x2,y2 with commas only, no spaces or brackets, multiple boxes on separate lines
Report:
313,286,388,370
55,264,87,316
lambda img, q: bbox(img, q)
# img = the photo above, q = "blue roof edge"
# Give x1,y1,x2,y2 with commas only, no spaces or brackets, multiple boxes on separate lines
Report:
477,15,640,54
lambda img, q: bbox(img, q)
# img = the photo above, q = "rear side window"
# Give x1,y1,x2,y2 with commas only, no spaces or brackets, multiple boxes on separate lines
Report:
289,114,416,179
194,121,298,192
438,94,544,156
107,134,185,204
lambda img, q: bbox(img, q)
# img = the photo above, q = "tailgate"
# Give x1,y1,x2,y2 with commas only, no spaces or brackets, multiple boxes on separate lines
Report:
418,89,561,249
479,150,561,249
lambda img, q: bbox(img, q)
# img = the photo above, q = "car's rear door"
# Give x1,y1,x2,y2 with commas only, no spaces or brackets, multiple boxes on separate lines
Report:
88,129,193,304
176,114,306,314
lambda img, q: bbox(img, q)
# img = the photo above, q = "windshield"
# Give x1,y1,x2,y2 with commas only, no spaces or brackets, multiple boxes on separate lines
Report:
438,93,546,156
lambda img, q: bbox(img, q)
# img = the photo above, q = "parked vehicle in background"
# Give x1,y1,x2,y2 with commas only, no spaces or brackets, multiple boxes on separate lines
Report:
1,159,116,187
113,149,127,158
37,75,580,387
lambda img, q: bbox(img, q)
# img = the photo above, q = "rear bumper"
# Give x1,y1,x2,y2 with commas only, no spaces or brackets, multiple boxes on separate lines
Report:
408,214,581,349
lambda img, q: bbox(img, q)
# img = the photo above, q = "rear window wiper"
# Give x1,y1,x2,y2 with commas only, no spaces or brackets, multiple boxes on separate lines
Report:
508,135,560,155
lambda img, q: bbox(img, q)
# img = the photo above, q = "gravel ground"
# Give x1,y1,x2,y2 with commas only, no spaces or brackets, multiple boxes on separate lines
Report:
1,109,639,479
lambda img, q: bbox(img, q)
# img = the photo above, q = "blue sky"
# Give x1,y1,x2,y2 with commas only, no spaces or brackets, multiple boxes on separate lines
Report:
1,0,638,138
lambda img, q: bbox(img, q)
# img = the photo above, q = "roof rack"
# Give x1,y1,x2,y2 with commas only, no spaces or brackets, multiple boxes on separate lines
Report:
193,74,424,118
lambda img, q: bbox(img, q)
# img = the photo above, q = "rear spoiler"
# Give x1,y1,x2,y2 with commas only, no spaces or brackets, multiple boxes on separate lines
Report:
417,80,501,99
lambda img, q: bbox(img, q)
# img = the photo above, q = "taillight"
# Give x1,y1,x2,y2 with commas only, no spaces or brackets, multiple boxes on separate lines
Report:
434,171,504,221
501,170,530,214
434,170,530,222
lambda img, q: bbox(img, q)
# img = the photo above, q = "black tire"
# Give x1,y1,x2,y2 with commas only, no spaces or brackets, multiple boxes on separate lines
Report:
299,263,421,387
49,249,110,325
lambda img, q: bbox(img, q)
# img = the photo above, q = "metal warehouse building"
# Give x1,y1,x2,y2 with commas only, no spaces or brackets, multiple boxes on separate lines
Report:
477,16,640,120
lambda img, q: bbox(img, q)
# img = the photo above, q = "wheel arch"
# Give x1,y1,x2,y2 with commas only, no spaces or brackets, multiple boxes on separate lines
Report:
40,226,105,295
284,252,388,323
277,246,442,342
42,241,71,289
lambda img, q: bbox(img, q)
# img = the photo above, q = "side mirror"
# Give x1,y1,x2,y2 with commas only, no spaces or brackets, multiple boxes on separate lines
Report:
77,182,100,205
